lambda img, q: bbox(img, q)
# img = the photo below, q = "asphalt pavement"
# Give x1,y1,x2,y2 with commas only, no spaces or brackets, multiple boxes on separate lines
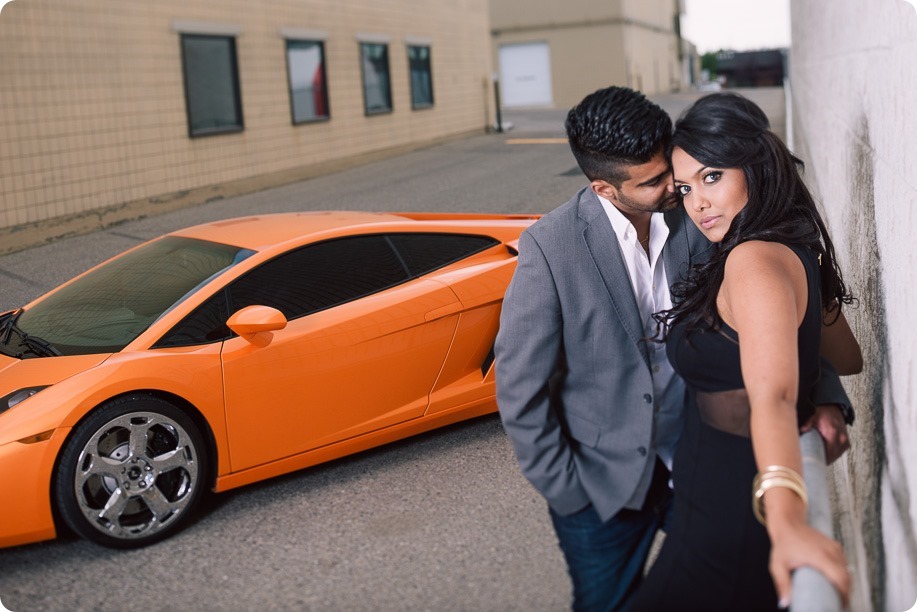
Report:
0,88,785,611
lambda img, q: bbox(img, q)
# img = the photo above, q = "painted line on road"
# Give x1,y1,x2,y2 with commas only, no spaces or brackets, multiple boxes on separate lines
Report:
505,138,568,145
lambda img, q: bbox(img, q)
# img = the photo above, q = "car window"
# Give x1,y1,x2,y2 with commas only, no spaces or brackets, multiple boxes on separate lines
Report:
153,289,231,348
229,235,408,320
14,237,250,355
387,233,499,278
154,233,499,348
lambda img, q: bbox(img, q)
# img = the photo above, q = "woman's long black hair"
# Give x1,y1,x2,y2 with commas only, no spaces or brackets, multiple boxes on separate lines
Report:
657,93,854,336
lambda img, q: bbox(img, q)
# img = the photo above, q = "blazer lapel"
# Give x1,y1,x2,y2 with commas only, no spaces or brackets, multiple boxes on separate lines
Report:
662,207,715,290
578,191,646,353
662,208,691,289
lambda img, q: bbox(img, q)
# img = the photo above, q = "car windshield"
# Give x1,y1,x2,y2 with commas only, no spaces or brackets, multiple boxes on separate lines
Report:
10,236,254,356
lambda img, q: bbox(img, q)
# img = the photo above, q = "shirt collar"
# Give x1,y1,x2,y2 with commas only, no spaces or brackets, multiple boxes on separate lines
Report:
596,194,669,261
597,194,637,242
596,194,670,245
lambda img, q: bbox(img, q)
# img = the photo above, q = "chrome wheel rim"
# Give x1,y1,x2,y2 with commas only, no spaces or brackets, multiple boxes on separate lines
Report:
73,411,200,541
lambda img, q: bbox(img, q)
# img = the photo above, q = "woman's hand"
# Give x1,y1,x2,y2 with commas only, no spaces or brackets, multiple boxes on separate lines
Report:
768,520,851,609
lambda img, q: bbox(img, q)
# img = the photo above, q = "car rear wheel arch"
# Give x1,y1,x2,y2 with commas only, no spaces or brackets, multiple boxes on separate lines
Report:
52,392,214,548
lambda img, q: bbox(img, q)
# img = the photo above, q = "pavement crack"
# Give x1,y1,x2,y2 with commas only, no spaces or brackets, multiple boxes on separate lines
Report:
0,267,45,288
105,230,148,242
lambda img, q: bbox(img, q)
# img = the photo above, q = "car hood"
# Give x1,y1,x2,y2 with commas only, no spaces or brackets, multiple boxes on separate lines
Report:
0,353,111,398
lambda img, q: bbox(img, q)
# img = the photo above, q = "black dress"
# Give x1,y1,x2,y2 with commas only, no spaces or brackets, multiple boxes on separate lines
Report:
627,243,821,612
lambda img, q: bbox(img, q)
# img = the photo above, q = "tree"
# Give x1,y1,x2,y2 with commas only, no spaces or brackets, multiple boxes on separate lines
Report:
701,51,719,76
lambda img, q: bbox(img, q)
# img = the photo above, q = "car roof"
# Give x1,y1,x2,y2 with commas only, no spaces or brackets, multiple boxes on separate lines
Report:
169,211,423,251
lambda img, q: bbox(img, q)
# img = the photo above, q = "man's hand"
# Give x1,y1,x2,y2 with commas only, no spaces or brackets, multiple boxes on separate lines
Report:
801,404,850,464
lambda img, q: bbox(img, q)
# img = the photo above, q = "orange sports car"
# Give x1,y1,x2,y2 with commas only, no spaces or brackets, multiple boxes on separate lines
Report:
0,211,538,549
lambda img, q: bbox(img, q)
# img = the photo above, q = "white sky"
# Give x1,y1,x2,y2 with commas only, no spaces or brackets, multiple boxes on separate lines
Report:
680,0,791,54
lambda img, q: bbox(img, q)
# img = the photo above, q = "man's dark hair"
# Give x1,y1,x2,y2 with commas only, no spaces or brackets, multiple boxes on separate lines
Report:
565,86,672,187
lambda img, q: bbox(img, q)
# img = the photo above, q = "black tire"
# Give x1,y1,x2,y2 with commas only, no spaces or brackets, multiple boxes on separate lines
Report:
54,394,209,548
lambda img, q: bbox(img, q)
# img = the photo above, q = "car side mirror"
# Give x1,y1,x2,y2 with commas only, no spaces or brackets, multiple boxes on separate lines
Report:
227,305,287,346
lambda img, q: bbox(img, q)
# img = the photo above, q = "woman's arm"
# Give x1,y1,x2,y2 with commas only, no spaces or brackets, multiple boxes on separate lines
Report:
720,241,850,606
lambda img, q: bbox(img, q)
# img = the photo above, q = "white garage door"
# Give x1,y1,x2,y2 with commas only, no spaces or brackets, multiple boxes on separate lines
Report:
499,42,553,108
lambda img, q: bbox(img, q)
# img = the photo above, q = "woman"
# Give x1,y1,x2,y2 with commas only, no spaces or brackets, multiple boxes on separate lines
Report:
627,93,862,611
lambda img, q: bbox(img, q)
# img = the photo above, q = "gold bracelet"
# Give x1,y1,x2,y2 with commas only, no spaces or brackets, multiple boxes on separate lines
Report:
753,477,809,524
755,465,805,485
752,466,808,525
753,466,805,493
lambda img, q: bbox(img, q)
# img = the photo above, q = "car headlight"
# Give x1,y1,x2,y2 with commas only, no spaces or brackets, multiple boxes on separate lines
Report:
0,386,49,414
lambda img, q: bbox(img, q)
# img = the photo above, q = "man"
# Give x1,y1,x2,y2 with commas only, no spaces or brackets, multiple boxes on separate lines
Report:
494,86,852,611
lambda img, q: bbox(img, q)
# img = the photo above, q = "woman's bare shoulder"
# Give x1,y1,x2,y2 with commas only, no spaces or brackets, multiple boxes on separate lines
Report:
721,241,808,321
725,241,803,278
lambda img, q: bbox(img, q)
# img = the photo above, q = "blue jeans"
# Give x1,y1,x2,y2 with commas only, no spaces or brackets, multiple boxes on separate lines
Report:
549,460,673,612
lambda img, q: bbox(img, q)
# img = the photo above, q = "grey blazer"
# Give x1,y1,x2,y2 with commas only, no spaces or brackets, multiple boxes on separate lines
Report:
495,186,710,522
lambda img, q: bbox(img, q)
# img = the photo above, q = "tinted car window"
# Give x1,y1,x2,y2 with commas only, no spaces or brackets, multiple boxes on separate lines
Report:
153,233,499,348
154,289,231,348
229,235,408,320
388,233,499,278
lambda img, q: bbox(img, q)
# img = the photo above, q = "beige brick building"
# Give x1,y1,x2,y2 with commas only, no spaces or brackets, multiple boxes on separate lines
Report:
0,0,494,250
490,0,685,109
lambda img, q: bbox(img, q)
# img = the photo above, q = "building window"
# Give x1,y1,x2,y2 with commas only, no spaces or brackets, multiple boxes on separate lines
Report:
360,43,392,115
408,45,433,109
180,34,244,137
286,40,329,123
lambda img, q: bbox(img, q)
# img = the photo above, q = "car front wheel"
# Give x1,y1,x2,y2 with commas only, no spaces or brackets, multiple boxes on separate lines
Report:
54,394,208,548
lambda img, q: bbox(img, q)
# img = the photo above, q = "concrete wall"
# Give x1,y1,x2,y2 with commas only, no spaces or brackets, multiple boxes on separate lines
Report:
492,25,629,108
619,4,682,96
490,0,624,26
0,0,493,250
789,1,917,610
490,0,681,108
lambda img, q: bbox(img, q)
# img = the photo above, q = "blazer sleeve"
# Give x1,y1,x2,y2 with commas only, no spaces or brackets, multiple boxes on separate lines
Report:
494,230,590,515
812,357,855,425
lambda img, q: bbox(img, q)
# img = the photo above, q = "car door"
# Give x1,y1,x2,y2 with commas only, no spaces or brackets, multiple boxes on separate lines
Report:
219,235,462,472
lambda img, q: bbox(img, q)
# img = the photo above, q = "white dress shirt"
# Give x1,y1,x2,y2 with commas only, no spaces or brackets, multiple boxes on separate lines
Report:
598,195,685,472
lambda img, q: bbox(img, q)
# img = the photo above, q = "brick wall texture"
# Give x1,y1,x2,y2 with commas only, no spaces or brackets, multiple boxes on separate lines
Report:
0,0,493,238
